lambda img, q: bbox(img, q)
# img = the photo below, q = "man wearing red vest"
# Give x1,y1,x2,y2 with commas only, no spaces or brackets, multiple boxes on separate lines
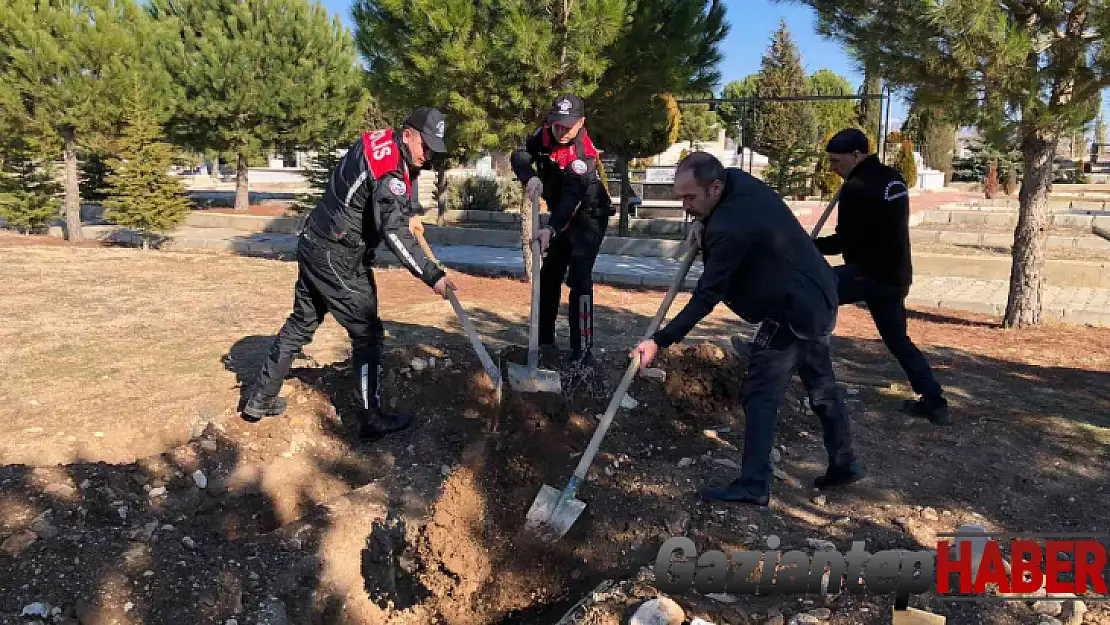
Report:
511,94,614,369
242,107,458,441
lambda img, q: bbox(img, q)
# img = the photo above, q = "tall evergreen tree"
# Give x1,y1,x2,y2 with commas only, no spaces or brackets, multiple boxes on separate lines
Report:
783,0,1110,328
102,82,192,249
149,0,366,212
0,0,171,242
0,129,60,234
354,0,626,163
586,0,728,235
753,21,817,197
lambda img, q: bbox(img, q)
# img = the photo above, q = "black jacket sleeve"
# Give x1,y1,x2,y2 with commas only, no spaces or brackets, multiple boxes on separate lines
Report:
652,224,754,348
546,156,593,233
372,173,446,288
510,131,542,185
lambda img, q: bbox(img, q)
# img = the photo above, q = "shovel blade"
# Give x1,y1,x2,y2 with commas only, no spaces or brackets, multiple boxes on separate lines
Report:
523,484,586,541
506,361,562,394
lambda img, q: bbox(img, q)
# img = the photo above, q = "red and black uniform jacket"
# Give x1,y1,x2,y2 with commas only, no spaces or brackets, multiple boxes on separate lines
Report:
510,125,613,233
305,129,445,288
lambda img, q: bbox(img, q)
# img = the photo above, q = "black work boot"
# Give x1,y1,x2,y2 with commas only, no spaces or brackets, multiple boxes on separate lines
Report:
813,459,866,490
355,356,412,441
901,394,951,425
242,393,287,422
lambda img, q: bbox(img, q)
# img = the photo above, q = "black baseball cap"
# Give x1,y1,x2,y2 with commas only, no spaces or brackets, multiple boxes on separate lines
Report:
825,128,871,154
404,107,447,154
546,93,585,126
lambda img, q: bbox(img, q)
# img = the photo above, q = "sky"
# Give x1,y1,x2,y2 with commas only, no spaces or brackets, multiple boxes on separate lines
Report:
319,0,909,123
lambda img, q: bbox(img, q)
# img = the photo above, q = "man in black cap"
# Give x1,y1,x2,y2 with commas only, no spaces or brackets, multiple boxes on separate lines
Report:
241,107,459,441
631,152,864,506
818,127,949,425
511,93,614,369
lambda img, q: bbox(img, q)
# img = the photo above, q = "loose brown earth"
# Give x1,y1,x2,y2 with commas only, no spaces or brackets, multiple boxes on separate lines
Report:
1,234,1108,625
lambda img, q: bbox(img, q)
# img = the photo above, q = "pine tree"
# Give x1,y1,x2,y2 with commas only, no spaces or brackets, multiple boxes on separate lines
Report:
895,139,917,188
102,85,192,249
752,21,818,197
813,129,842,199
0,132,60,234
0,0,172,242
787,0,1110,327
79,149,112,203
149,0,366,212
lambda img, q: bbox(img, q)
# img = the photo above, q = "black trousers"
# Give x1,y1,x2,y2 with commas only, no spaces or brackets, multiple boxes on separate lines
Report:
735,325,858,498
253,229,385,410
834,264,943,399
539,213,607,355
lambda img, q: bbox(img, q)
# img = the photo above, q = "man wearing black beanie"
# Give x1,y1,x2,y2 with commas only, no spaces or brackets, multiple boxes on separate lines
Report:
817,128,950,425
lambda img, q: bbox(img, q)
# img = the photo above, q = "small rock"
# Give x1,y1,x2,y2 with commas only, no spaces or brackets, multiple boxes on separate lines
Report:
2,530,38,557
922,507,939,521
811,494,827,506
124,601,134,613
630,596,685,625
30,515,58,540
192,470,208,489
788,614,821,625
258,596,289,625
149,486,167,497
43,483,77,499
143,521,159,541
766,617,785,625
143,570,155,577
642,367,667,381
807,607,832,620
807,539,835,551
706,593,737,603
621,395,639,410
440,465,451,476
250,571,260,581
93,432,105,438
893,517,910,529
604,466,614,476
428,357,436,368
226,620,239,625
200,439,219,451
182,536,197,549
845,387,859,395
677,458,694,468
702,429,720,440
410,358,426,371
770,448,782,463
21,602,50,617
713,458,741,470
1033,600,1064,617
1038,618,1063,625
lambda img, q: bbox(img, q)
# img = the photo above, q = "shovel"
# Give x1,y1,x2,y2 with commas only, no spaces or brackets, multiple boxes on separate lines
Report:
523,243,700,541
506,196,562,394
414,230,503,404
809,189,840,239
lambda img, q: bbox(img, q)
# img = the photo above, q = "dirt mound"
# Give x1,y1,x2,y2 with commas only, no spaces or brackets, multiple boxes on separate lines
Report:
353,341,751,624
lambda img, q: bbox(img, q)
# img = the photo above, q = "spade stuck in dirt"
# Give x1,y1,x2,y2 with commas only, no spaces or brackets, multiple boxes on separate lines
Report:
506,196,562,395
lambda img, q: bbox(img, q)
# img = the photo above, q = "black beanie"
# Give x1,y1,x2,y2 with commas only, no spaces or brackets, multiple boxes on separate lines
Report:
825,128,871,154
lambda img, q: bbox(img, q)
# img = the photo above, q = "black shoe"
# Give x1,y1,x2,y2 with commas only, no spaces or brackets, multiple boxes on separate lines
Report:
813,461,866,490
901,395,951,425
698,480,770,506
358,410,413,441
242,394,287,422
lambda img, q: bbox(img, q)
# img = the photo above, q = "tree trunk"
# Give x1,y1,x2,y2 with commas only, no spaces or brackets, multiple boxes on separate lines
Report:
435,168,448,222
235,152,250,212
1004,129,1057,328
62,127,83,243
618,155,631,237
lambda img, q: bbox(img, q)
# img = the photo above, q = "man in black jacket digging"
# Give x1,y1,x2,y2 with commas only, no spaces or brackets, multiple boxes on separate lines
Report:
631,152,865,506
818,128,949,425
